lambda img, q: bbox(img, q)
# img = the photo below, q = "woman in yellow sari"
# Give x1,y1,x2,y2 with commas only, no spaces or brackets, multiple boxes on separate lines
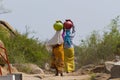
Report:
46,20,64,76
63,19,75,73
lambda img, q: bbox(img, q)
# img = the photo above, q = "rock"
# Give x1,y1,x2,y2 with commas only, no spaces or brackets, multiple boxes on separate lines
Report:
29,64,44,74
93,73,110,80
0,20,17,36
104,61,120,79
76,64,95,75
105,61,114,72
109,78,120,80
0,64,18,75
14,63,44,74
111,61,120,78
92,65,106,73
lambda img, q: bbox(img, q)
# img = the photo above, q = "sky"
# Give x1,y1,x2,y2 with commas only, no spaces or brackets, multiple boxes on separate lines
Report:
0,0,120,45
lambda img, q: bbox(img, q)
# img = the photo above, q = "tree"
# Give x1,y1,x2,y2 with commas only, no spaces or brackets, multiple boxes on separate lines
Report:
0,0,11,14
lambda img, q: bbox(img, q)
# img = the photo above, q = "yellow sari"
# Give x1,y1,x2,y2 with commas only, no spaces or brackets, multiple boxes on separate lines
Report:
51,44,64,72
64,47,75,73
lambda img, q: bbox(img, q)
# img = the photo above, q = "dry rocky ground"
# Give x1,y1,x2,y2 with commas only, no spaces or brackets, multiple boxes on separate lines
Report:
22,73,90,80
1,63,120,80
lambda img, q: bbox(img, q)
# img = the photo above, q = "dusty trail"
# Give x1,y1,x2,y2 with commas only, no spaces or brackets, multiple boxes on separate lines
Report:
22,73,90,80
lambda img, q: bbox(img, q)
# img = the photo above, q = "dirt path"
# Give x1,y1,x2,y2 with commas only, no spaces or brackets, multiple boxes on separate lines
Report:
41,74,90,80
22,73,90,80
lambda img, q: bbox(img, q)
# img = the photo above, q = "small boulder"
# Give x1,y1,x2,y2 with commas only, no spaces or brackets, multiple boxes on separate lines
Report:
111,61,120,78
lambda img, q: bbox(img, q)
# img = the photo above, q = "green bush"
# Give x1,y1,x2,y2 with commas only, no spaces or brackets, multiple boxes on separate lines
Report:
0,29,50,68
75,16,120,67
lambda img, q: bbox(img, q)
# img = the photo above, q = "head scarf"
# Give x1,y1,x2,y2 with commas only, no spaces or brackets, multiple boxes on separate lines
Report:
46,31,64,46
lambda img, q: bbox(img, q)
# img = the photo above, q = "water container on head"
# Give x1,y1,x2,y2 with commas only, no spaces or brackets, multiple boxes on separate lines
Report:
53,20,63,31
63,19,73,29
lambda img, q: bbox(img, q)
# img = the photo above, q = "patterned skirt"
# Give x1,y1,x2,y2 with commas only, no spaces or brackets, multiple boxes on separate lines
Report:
51,44,64,72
